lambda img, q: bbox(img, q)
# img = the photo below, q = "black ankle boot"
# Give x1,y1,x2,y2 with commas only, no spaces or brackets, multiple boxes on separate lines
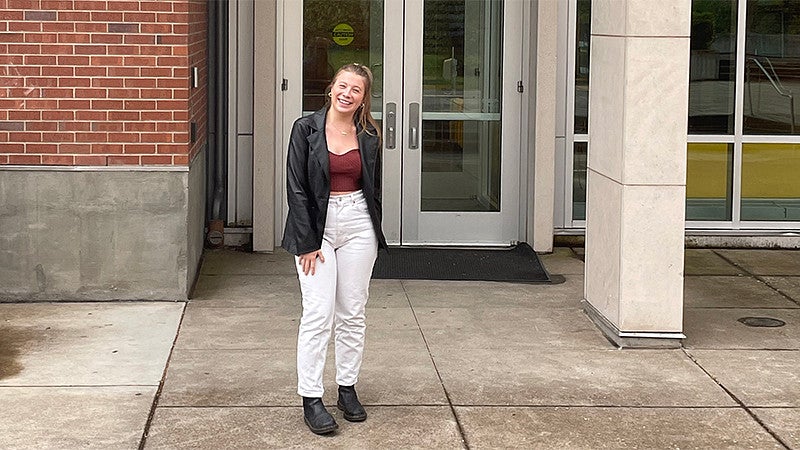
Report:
302,397,338,435
337,385,367,422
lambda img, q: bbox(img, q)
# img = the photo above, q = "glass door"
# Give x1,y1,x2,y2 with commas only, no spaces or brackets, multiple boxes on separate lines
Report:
287,0,523,246
300,0,384,116
398,0,522,245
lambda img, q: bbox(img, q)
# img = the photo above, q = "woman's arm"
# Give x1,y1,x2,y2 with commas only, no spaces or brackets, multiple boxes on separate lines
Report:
283,120,317,255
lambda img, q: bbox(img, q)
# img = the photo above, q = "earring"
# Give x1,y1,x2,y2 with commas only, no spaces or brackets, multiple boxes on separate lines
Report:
327,92,332,97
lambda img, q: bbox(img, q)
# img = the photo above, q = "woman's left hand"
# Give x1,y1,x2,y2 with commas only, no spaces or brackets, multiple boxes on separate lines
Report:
298,250,325,276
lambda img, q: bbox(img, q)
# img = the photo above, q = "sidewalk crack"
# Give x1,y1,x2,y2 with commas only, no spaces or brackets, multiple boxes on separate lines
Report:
137,302,188,450
401,280,470,450
682,348,792,449
712,250,800,308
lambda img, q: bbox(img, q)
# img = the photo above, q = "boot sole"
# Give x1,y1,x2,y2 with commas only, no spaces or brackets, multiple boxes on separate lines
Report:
337,403,367,422
304,416,338,435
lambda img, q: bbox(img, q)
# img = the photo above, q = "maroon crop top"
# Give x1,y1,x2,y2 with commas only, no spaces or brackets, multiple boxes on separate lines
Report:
329,149,362,192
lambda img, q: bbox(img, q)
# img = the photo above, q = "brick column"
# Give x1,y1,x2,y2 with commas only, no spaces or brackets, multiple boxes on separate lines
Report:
583,0,691,347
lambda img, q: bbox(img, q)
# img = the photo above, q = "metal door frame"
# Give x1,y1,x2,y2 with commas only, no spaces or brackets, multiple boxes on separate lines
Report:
277,0,526,246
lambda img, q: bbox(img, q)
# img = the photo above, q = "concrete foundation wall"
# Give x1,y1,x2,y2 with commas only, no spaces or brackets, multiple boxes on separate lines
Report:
0,168,196,301
186,154,206,295
685,235,800,249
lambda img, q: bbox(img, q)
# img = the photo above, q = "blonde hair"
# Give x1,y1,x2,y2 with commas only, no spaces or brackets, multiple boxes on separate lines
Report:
326,63,381,140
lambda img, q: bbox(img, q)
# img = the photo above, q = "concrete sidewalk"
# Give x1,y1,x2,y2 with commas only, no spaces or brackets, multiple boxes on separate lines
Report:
1,248,799,449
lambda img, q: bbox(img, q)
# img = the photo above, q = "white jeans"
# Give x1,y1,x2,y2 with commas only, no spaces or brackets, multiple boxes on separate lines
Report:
296,190,378,397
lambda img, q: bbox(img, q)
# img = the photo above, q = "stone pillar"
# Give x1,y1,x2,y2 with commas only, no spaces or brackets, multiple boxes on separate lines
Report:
529,0,557,253
253,0,277,252
583,0,691,347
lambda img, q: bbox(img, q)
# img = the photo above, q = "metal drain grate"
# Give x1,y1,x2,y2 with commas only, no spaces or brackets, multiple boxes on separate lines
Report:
738,317,786,328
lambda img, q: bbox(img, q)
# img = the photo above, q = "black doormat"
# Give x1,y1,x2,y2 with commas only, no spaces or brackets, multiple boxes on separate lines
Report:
372,243,551,283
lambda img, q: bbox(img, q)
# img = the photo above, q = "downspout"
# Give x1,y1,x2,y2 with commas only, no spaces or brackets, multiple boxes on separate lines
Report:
205,0,216,231
206,0,228,247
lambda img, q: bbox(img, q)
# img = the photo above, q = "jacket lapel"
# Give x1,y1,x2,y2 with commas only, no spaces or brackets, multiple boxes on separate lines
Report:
307,109,329,182
357,126,379,187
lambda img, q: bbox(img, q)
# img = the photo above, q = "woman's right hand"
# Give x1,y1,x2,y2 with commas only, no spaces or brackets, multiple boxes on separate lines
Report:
298,250,325,276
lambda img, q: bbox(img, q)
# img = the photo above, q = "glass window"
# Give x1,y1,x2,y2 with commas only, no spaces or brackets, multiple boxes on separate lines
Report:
303,0,384,113
741,143,800,220
574,0,591,134
686,143,733,221
567,0,800,228
688,0,737,134
420,0,503,212
744,0,800,135
572,142,587,221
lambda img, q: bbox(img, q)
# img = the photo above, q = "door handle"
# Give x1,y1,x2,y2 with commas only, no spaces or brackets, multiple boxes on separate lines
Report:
409,102,420,149
385,102,396,149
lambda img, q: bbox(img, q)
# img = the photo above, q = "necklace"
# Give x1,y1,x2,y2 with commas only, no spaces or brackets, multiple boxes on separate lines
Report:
328,121,353,136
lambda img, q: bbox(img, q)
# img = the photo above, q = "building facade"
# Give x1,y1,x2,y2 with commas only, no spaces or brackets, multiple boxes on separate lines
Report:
1,0,798,343
0,0,208,300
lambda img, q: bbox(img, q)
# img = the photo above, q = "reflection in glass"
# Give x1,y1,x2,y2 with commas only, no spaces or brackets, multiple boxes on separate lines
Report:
421,120,501,211
572,142,587,221
741,143,800,220
744,1,800,135
302,0,383,113
574,0,591,134
686,143,733,221
688,0,737,134
420,0,503,212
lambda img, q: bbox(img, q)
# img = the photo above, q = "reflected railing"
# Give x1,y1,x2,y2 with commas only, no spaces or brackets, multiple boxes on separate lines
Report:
746,56,796,133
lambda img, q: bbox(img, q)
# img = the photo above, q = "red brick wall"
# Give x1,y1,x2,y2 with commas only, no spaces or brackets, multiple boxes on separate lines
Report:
187,0,205,163
0,0,208,166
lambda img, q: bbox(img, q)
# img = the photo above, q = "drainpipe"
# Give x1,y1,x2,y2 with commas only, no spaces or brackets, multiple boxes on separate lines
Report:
206,0,228,247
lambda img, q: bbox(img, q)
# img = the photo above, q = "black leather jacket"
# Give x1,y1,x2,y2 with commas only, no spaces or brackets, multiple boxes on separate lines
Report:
281,107,388,256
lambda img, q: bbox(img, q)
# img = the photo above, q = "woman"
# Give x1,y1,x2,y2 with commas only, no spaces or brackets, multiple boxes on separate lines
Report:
282,63,388,435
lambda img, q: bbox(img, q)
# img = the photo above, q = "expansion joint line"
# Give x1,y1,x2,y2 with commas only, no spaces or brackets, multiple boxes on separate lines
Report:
712,250,800,308
682,348,791,449
138,302,188,450
401,280,471,450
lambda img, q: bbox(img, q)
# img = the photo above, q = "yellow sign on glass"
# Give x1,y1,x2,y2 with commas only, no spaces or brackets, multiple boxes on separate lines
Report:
332,23,354,46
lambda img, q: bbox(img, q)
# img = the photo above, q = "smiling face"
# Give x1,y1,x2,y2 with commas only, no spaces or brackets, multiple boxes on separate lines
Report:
329,70,367,117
